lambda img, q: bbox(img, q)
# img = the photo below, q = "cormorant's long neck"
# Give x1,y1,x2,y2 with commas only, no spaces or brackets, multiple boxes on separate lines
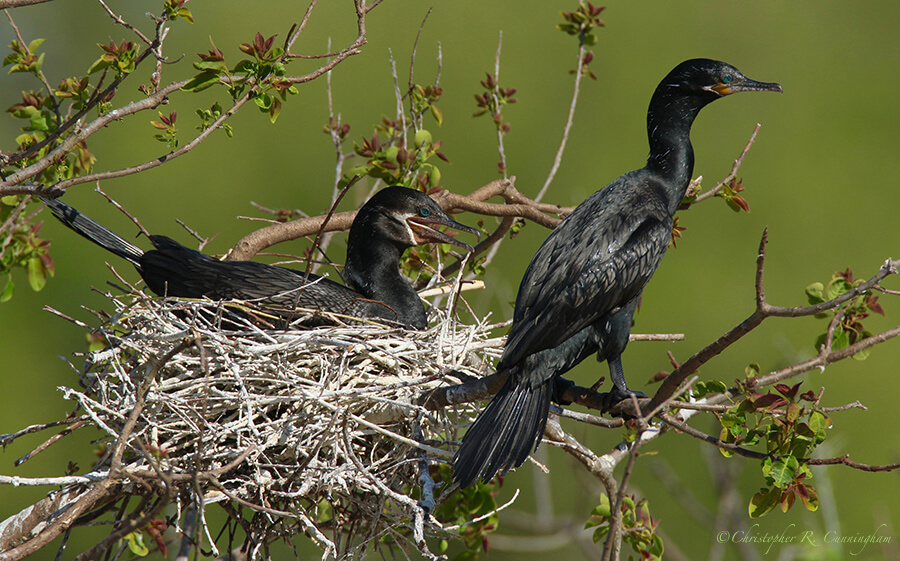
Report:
645,91,710,215
343,231,424,326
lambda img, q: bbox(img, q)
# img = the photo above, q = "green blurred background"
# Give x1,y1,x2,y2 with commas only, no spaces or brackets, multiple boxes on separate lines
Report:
2,1,899,559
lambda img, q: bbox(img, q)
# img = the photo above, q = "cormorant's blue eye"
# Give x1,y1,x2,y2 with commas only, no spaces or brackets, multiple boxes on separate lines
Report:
420,208,430,217
722,75,733,84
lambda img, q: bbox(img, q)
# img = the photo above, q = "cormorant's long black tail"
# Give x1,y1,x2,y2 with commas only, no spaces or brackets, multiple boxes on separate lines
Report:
452,370,552,488
41,197,144,266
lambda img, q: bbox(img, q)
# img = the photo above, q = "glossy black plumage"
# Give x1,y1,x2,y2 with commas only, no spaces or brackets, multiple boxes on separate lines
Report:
453,59,781,487
42,186,476,329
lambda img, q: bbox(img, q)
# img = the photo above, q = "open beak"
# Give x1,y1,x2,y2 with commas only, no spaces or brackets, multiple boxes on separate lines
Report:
407,214,478,253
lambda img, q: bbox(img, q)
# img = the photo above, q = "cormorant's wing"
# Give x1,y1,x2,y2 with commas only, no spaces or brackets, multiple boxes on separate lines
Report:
142,236,400,322
500,173,672,368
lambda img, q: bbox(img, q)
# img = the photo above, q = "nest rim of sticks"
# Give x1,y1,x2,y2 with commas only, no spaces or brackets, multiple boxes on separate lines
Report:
46,287,504,559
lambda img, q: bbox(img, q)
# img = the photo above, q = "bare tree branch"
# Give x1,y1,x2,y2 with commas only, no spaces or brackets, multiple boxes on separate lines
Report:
646,230,900,413
227,177,574,261
0,0,54,9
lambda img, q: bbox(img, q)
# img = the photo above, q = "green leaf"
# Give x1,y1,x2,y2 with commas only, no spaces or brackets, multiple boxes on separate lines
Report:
693,380,727,398
28,38,46,52
232,59,255,73
124,531,149,556
590,494,611,519
414,129,432,149
175,7,194,22
26,256,46,292
808,411,826,432
825,277,853,300
749,487,779,518
1,277,14,302
254,93,273,110
766,456,799,489
831,325,849,350
268,98,282,123
430,104,443,126
182,71,221,92
852,331,873,360
427,165,442,188
592,525,610,543
805,282,825,304
192,60,227,72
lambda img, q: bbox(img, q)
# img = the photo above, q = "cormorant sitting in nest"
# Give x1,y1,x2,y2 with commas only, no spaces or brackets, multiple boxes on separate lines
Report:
453,59,781,487
42,186,477,329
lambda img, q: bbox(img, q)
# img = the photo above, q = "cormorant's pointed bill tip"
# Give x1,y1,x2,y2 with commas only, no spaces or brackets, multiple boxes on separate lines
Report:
706,78,783,96
407,215,477,253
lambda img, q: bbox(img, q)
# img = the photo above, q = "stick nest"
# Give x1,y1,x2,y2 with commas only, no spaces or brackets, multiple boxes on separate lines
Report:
62,292,502,558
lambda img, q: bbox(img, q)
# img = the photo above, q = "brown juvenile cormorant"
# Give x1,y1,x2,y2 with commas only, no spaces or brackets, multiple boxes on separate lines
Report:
453,59,781,487
42,186,477,329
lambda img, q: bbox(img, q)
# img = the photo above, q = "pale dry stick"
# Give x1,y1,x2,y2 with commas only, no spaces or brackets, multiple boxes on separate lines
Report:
442,488,521,531
11,420,89,467
283,0,319,54
96,0,153,45
0,193,30,237
51,89,250,193
0,473,104,486
595,376,698,561
282,0,373,83
0,0,54,8
0,79,189,195
1,17,168,173
0,339,193,561
325,38,346,197
688,124,761,205
535,41,588,203
492,31,509,179
407,7,436,94
0,416,86,448
340,428,433,556
388,49,409,168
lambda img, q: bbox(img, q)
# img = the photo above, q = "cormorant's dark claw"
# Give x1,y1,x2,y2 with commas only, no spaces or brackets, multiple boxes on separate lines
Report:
600,388,648,415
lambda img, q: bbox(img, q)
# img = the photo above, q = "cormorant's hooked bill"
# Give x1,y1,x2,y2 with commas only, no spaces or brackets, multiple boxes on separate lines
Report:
704,71,782,96
452,59,781,488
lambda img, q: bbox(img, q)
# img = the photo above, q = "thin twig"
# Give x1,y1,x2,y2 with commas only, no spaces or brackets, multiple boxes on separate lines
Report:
535,42,587,202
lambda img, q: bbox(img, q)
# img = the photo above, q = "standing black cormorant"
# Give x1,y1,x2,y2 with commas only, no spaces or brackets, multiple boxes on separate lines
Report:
453,59,781,486
41,186,477,329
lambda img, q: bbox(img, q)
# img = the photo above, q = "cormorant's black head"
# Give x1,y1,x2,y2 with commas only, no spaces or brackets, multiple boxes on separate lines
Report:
660,58,783,100
353,186,478,252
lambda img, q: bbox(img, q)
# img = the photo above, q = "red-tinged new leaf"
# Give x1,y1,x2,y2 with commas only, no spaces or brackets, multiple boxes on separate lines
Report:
866,294,885,315
752,393,782,409
780,490,795,513
798,483,819,511
732,195,751,213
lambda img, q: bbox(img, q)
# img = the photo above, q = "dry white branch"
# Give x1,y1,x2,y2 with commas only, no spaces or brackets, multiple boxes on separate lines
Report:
11,289,504,558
